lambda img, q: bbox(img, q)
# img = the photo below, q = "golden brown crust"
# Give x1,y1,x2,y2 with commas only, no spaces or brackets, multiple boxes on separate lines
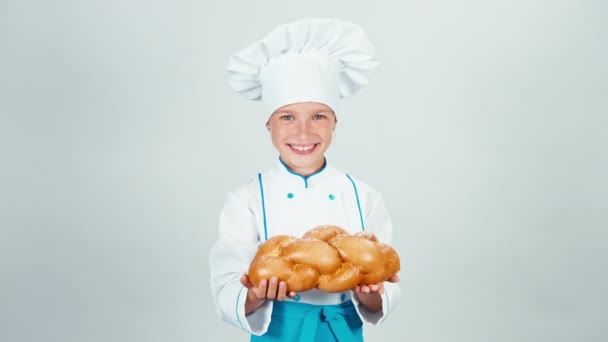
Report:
247,225,400,293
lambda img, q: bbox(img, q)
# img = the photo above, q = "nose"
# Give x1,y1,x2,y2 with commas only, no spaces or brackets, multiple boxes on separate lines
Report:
294,119,312,137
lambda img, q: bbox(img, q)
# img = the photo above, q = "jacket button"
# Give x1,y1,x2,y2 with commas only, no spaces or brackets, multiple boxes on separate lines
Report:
340,294,347,301
287,193,294,199
293,294,300,301
329,194,335,200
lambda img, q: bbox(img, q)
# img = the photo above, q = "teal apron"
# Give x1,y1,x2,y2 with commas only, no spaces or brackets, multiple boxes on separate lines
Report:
251,300,363,342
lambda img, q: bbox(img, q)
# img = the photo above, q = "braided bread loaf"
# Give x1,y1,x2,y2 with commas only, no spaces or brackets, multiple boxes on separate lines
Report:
248,225,400,293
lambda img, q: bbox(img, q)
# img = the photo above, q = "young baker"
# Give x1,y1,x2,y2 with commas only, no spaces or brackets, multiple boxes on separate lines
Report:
209,17,401,341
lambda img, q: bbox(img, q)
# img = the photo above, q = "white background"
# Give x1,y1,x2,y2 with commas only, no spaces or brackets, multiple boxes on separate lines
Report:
1,0,607,341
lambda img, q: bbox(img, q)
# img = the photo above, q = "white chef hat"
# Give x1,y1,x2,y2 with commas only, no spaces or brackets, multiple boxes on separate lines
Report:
225,17,379,116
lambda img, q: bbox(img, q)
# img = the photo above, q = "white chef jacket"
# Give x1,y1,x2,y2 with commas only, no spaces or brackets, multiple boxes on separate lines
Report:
209,158,401,336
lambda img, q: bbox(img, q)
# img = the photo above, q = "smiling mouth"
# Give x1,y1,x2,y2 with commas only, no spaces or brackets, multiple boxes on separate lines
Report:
288,144,319,154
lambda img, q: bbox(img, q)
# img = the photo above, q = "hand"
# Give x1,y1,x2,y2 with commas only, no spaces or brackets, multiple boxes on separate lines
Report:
353,275,400,313
354,274,400,295
240,274,296,315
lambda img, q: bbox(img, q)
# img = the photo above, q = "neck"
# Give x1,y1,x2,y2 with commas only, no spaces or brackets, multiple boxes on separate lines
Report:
279,158,326,177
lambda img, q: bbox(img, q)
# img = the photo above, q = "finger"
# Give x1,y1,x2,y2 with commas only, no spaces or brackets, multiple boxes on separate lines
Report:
360,285,370,293
276,281,287,301
369,284,379,292
388,275,400,283
288,291,297,298
253,279,268,299
266,277,279,300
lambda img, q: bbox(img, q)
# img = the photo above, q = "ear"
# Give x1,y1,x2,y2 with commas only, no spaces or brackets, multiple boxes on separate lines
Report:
265,121,271,131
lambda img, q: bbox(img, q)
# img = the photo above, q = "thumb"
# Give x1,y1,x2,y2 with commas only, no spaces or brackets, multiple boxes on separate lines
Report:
240,274,254,289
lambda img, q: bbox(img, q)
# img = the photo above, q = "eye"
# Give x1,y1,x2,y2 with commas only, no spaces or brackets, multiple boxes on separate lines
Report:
313,114,327,120
280,115,294,121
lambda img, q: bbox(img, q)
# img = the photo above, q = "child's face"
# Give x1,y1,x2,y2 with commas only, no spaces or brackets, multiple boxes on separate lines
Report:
266,102,337,176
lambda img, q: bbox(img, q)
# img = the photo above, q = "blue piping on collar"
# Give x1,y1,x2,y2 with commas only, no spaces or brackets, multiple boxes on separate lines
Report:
278,157,327,188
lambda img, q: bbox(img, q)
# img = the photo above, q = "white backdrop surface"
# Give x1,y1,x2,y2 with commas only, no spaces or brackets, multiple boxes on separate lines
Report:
1,1,607,341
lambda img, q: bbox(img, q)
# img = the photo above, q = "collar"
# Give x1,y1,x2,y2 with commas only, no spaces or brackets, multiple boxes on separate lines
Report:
271,157,335,189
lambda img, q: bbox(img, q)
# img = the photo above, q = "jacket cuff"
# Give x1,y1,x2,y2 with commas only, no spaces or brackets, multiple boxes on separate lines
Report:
235,286,274,335
351,292,387,325
351,281,400,325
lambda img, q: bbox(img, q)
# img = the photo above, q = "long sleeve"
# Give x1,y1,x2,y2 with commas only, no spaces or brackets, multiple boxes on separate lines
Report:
209,191,273,335
351,191,402,325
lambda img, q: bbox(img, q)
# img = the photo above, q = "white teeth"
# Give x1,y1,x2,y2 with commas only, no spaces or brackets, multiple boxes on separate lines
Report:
291,144,315,151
